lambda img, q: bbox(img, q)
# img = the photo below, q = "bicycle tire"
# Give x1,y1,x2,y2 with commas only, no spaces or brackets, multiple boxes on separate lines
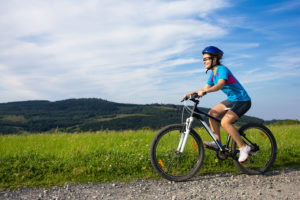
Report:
231,123,277,175
150,124,204,181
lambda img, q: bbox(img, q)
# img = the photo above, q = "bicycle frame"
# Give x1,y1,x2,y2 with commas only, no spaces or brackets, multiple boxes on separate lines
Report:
151,97,277,180
177,98,232,153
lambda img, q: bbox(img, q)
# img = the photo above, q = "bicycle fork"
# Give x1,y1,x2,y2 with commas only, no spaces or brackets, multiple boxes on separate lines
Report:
177,117,194,153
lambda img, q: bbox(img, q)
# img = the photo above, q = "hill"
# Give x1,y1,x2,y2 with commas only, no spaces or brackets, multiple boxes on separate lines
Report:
0,98,264,134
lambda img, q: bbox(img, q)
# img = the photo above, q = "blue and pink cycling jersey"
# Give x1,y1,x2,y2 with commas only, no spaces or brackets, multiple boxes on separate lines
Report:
207,65,251,102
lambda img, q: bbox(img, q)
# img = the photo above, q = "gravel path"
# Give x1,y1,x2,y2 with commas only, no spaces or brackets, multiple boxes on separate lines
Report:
1,169,299,200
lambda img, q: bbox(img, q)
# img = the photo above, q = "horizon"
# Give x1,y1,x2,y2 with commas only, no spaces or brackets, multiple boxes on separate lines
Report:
0,0,299,121
0,97,298,122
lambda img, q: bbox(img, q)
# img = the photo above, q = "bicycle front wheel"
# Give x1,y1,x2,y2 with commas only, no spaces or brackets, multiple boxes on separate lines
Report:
150,124,204,181
232,123,277,175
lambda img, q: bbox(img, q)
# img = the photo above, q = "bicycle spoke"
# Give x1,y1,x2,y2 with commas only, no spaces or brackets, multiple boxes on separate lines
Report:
150,124,204,181
232,123,277,175
166,152,178,173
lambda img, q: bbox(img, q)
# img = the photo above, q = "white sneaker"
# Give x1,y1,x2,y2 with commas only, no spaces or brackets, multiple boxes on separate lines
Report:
204,141,218,149
238,145,251,163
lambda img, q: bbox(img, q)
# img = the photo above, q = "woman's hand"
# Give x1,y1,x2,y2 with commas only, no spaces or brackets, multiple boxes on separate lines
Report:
184,90,206,99
183,91,196,100
197,90,207,97
183,93,191,100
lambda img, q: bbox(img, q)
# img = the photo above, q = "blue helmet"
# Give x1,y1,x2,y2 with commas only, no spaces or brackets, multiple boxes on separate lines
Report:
202,46,223,57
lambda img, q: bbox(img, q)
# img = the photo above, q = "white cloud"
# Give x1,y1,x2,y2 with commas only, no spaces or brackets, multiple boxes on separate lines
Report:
268,48,300,70
219,47,300,86
241,69,299,84
0,0,229,103
239,48,300,85
268,0,300,13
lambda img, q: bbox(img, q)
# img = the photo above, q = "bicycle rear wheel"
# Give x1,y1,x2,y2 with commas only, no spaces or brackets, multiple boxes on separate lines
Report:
232,123,277,175
150,124,204,181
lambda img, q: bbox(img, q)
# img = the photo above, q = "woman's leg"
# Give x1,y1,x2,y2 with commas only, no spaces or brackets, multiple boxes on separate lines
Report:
208,103,227,143
221,110,246,148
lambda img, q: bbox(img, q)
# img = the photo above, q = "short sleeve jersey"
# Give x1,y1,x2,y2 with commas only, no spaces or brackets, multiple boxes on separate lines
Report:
207,65,251,102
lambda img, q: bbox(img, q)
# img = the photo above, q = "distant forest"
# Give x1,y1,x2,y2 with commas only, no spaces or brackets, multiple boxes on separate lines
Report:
0,98,298,134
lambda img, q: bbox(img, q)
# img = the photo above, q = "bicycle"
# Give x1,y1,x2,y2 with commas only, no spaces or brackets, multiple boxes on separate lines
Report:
150,94,277,181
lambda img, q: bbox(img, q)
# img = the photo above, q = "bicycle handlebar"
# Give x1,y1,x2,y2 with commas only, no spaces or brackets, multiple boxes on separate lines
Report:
181,93,200,102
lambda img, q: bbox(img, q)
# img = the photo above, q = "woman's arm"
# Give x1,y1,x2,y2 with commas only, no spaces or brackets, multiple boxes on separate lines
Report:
184,84,212,98
203,79,226,93
195,79,226,97
202,84,212,92
184,78,225,98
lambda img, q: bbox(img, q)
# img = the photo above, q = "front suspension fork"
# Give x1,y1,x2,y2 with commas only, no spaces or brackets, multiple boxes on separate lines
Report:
177,117,194,153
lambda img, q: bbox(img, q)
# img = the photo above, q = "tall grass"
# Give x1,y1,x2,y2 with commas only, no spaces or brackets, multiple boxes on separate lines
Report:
0,125,299,190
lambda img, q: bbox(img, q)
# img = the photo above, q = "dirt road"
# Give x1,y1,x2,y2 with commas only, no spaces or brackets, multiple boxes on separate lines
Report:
1,169,299,200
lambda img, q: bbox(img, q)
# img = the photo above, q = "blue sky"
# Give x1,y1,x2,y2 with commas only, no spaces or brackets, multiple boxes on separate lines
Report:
0,0,299,120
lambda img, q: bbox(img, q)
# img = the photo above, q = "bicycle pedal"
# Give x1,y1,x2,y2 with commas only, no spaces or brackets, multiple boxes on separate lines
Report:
239,161,249,165
250,151,258,155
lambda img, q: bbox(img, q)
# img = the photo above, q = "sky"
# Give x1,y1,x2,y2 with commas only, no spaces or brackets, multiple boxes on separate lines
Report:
0,0,300,120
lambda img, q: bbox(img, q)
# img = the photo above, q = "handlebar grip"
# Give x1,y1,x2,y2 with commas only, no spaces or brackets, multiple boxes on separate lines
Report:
191,93,199,99
181,93,199,102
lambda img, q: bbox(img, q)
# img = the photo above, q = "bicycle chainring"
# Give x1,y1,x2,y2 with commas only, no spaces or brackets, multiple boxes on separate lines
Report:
216,151,228,160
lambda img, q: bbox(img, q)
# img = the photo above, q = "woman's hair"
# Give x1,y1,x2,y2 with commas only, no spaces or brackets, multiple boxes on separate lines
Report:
207,53,222,65
215,54,223,65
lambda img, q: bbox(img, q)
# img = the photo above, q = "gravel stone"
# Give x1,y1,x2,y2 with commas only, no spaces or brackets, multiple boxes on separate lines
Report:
0,169,299,200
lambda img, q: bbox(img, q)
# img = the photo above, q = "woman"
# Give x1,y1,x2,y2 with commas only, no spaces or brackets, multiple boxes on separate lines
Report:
184,46,252,163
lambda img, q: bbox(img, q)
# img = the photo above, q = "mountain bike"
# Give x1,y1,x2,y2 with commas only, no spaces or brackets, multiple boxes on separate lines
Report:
150,94,277,181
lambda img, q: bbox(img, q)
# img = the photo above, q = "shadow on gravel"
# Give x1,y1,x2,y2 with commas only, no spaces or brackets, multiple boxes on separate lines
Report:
184,168,299,182
263,168,299,177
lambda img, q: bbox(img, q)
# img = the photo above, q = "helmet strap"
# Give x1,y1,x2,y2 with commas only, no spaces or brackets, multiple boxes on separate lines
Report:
206,58,217,74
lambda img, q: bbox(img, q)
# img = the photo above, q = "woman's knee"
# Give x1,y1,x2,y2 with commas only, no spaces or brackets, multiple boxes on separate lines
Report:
221,112,238,127
221,118,231,127
208,109,220,117
209,104,227,118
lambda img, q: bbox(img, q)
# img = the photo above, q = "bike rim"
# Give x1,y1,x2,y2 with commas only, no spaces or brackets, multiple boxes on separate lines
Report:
154,128,201,178
237,127,275,172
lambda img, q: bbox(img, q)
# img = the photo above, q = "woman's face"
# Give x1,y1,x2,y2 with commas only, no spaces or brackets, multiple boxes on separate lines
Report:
203,53,215,69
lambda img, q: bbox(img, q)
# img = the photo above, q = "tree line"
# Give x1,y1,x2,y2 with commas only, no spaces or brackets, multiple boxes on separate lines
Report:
0,98,284,134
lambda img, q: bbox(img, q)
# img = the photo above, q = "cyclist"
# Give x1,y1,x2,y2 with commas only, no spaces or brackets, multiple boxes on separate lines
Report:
184,46,252,163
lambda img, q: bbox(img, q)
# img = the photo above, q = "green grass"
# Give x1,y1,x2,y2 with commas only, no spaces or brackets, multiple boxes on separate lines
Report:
0,125,299,190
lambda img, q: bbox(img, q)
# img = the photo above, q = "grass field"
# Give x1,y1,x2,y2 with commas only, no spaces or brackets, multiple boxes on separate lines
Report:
0,124,299,190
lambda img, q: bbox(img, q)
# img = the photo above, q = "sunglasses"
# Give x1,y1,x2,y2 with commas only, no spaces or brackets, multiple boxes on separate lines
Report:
203,57,213,62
